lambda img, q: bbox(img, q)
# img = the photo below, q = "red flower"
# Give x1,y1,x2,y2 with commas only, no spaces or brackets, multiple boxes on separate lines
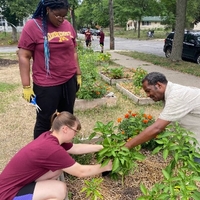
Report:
143,119,149,124
124,114,129,118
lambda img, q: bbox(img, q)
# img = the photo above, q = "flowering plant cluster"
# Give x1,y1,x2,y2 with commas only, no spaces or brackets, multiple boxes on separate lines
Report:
97,52,111,63
76,49,109,100
132,67,147,89
117,110,158,150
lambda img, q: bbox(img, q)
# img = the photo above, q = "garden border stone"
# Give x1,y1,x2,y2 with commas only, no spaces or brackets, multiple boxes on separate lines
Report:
74,95,117,110
99,72,131,85
116,83,154,105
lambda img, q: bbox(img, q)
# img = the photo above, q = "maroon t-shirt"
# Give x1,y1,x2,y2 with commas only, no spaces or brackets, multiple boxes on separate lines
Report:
0,131,75,200
99,31,105,43
85,30,92,41
18,18,77,86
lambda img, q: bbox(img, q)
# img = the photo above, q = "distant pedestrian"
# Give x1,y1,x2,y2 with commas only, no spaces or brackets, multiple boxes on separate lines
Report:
98,28,105,53
85,27,93,48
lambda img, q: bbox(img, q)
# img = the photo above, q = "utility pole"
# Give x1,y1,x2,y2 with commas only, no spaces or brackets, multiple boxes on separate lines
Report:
109,0,114,50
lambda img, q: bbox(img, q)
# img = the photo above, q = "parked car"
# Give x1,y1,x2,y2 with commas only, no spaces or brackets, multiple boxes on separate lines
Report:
90,28,100,36
163,31,200,64
79,27,87,34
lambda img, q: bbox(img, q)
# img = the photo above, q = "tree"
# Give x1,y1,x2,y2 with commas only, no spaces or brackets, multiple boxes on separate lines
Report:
109,0,114,50
0,0,38,42
170,0,187,62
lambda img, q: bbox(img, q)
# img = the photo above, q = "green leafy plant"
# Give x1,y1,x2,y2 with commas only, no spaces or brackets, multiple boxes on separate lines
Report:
117,110,158,150
80,178,104,200
76,49,109,100
132,67,147,89
109,67,124,79
138,123,200,200
97,52,111,63
89,121,145,184
77,80,108,100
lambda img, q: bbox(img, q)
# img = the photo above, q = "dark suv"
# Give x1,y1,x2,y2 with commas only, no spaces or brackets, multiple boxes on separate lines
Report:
163,31,200,64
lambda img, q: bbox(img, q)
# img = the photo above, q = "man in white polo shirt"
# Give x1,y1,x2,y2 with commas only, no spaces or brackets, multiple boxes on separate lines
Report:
125,72,200,152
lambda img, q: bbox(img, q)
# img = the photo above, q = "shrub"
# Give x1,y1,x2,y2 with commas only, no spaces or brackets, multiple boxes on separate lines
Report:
117,110,158,150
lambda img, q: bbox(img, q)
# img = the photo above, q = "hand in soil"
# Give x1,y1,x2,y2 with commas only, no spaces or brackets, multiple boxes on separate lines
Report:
102,170,112,177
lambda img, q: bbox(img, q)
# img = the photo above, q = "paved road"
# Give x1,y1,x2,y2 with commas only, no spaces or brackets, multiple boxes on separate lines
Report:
78,33,165,57
0,46,18,53
0,35,165,57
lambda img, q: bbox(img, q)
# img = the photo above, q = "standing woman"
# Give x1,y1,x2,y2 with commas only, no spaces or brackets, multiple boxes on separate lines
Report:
18,0,82,139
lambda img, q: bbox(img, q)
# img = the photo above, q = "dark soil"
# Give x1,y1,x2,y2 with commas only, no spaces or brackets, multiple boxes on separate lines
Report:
0,58,18,67
65,149,169,200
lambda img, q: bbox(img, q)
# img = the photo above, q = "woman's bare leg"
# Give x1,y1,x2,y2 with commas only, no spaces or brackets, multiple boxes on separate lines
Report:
32,170,67,200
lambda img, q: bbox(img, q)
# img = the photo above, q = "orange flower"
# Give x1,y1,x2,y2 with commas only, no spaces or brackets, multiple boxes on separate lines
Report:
132,113,137,117
127,137,132,142
143,114,147,118
128,110,132,114
117,118,122,123
124,113,129,118
148,115,153,120
143,119,149,124
96,91,100,95
121,131,125,134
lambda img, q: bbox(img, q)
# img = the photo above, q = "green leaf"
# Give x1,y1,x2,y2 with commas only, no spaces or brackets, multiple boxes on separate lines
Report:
163,149,169,160
192,176,200,182
101,158,110,167
162,169,170,180
140,183,148,195
98,148,109,156
152,146,163,154
88,132,97,140
112,157,120,172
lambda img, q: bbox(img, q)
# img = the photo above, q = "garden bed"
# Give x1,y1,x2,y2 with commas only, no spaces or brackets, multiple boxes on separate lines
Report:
116,82,154,105
65,149,168,200
99,72,131,85
74,94,117,110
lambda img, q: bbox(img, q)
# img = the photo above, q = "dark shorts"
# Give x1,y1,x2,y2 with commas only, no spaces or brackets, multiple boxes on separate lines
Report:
13,182,36,200
86,40,91,46
100,42,104,46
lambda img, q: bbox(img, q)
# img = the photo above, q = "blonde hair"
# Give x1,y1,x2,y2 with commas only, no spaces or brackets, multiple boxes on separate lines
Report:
51,111,81,131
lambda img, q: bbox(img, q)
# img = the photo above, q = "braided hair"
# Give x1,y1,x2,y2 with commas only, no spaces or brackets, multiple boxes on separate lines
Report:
32,0,69,75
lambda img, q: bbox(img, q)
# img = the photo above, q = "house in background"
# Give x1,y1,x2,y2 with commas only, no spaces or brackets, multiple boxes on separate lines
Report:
127,16,165,31
0,14,29,32
193,23,200,30
127,16,200,31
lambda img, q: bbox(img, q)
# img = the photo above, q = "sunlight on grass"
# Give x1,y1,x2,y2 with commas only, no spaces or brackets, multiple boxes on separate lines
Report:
0,82,17,92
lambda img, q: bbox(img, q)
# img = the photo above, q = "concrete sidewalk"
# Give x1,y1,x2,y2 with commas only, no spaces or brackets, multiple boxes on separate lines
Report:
108,51,200,88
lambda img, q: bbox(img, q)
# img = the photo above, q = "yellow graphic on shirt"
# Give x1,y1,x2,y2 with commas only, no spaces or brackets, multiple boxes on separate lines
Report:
48,31,74,42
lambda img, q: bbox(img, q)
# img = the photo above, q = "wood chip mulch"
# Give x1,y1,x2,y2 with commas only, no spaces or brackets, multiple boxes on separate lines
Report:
65,149,170,200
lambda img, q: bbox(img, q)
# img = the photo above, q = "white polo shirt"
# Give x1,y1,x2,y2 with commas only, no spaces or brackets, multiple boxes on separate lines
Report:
159,81,200,145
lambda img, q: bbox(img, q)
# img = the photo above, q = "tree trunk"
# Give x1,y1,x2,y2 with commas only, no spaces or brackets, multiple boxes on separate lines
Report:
109,0,114,50
170,0,187,62
137,20,141,38
11,25,17,43
70,8,77,34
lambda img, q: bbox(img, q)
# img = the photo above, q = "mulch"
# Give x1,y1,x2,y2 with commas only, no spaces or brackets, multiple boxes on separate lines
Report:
0,58,18,67
65,149,169,200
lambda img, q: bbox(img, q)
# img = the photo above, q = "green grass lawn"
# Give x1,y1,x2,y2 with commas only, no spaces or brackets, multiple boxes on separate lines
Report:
118,51,200,77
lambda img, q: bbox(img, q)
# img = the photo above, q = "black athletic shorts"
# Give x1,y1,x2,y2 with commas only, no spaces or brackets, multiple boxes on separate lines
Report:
13,182,36,200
